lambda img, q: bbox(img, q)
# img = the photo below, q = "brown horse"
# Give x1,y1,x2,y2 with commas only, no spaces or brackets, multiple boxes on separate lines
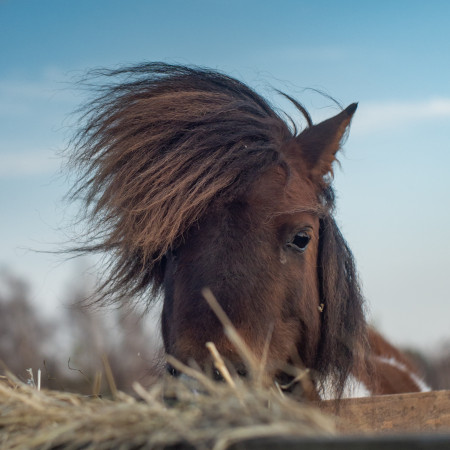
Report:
69,63,429,399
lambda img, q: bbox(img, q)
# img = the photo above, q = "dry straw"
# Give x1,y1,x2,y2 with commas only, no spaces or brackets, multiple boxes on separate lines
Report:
0,368,335,450
0,291,336,449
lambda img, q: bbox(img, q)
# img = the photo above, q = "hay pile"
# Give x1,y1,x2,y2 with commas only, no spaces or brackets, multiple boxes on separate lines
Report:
0,366,334,450
1,292,337,449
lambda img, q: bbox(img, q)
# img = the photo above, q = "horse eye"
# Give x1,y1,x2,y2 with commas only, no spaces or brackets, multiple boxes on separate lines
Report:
288,232,311,252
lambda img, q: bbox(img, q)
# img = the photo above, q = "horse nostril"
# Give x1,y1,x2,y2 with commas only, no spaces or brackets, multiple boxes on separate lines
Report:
212,366,247,381
213,369,224,382
237,368,248,378
166,363,180,377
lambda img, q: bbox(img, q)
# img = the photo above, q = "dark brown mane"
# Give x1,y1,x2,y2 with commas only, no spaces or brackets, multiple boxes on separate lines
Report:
316,213,367,397
69,63,316,303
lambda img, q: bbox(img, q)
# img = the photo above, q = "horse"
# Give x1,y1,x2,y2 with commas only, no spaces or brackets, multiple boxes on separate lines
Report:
69,63,429,399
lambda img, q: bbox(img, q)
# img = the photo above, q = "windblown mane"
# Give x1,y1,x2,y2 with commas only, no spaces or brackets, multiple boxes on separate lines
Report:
69,63,295,303
68,64,350,310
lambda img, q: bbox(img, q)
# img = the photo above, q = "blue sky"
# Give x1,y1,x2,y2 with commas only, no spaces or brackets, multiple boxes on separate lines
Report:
1,0,449,349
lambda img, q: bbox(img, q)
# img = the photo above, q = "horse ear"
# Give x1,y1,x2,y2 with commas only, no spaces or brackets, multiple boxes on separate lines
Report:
296,103,357,182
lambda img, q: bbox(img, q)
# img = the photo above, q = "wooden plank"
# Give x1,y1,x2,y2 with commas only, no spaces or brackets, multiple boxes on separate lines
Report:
319,390,450,434
227,434,450,450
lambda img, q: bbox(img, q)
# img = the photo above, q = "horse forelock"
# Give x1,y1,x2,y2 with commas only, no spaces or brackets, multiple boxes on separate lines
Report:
68,63,309,305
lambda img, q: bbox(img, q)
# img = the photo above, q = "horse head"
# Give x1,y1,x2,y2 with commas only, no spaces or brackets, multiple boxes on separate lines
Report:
69,63,367,398
162,104,365,395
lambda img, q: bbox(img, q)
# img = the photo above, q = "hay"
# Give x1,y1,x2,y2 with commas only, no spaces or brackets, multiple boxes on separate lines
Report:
0,368,335,450
0,290,337,449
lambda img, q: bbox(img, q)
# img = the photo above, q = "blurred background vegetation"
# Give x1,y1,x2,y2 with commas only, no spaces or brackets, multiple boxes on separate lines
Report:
1,268,448,395
0,268,163,395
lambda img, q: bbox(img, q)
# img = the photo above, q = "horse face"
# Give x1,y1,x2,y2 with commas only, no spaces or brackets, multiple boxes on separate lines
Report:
161,157,323,376
161,104,359,380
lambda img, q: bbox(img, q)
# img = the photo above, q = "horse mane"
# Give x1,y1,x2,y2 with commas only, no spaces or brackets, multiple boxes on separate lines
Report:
68,63,293,304
315,208,368,398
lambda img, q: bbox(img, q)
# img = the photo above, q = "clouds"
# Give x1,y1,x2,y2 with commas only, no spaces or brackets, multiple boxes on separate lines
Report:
0,69,77,178
0,150,61,178
353,98,450,136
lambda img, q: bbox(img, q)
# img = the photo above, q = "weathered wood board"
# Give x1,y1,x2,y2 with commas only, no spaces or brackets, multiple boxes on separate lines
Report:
229,391,450,449
228,434,450,450
319,390,450,434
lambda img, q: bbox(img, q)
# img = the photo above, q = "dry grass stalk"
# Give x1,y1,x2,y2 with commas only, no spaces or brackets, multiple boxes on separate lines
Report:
206,342,236,389
201,287,259,376
102,354,118,399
